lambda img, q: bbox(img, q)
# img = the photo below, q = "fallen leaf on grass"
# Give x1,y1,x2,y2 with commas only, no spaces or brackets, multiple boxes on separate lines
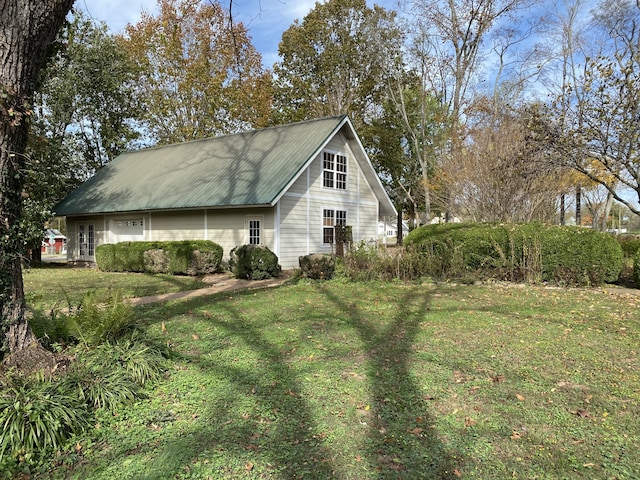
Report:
515,393,525,401
408,427,423,435
574,408,590,418
510,431,522,440
191,334,200,340
245,462,254,471
464,417,476,427
453,469,463,477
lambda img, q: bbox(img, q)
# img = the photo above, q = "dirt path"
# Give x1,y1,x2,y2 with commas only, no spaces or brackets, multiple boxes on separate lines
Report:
128,271,294,306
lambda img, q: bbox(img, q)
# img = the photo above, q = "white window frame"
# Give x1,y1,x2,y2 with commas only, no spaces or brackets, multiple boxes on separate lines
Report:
246,216,263,245
322,151,348,190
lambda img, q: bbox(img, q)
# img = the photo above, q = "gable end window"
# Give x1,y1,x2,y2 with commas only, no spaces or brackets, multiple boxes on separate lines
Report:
323,209,347,244
323,152,347,190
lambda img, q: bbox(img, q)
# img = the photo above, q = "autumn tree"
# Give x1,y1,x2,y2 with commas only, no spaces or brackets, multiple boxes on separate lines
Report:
400,0,536,218
123,0,272,144
273,0,403,129
451,99,563,223
0,0,74,357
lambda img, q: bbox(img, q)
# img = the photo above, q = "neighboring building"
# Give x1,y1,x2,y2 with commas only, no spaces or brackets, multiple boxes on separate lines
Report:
378,217,409,244
54,116,396,269
41,228,67,254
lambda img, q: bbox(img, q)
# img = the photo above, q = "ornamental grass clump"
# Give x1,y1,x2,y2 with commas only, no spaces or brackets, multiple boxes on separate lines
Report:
0,373,90,466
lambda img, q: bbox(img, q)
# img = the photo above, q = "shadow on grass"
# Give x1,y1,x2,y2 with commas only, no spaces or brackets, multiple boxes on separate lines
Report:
127,283,457,479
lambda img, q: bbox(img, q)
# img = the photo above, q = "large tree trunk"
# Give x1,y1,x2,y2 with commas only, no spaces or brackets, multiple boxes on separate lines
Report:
0,0,74,357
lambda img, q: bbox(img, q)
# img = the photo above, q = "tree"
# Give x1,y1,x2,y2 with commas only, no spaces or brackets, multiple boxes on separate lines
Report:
123,0,272,144
402,0,535,218
549,0,640,216
0,0,74,357
451,99,563,223
21,12,141,262
274,0,402,129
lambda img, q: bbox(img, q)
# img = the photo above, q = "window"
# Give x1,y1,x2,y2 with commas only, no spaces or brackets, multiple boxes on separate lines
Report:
323,209,347,244
249,219,261,245
322,152,347,190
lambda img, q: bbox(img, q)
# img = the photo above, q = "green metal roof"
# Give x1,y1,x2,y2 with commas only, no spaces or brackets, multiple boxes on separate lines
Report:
54,115,396,217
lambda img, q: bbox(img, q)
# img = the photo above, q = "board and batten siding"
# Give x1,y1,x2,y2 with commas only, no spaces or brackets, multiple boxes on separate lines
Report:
278,132,381,268
65,207,277,266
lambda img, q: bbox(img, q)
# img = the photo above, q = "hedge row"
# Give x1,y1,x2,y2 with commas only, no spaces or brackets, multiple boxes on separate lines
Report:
95,240,223,275
404,223,623,286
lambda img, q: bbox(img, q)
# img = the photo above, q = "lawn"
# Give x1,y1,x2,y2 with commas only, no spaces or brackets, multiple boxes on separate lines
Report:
22,264,208,310
23,269,640,479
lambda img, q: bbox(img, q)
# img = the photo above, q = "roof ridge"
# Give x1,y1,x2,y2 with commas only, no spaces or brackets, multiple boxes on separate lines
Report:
122,115,349,156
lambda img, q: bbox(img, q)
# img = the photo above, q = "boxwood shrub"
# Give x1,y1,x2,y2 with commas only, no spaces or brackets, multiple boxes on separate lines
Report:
299,253,336,280
617,233,640,258
229,245,280,280
95,240,223,275
405,223,623,286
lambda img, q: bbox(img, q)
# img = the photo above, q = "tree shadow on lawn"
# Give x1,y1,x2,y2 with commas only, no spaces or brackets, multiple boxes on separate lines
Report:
132,284,457,479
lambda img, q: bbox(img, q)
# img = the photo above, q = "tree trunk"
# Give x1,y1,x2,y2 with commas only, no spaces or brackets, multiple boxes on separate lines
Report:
396,208,403,246
560,194,565,225
0,0,74,357
575,187,581,226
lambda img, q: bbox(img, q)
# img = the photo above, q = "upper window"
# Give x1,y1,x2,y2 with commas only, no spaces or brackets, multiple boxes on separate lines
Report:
323,152,347,190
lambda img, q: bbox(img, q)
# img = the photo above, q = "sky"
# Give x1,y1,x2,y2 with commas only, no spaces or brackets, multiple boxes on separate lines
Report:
76,0,397,68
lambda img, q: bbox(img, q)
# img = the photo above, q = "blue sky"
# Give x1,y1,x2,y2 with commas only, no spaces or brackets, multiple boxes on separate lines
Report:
76,0,398,68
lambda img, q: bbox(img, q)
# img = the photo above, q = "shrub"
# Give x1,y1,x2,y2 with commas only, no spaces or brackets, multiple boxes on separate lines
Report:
143,248,170,273
405,223,623,286
299,253,336,280
617,234,640,258
633,248,640,287
66,289,136,346
229,245,280,280
96,240,223,275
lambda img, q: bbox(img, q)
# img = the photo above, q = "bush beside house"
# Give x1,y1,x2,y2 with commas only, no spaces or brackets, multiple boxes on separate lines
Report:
95,241,223,275
229,245,281,280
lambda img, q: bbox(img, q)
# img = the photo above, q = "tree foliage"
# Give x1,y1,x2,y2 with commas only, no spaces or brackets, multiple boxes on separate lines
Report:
547,0,640,217
122,0,272,144
274,0,402,128
20,12,141,257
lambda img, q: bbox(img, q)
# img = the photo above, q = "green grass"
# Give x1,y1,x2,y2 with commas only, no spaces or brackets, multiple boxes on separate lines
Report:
23,264,208,309
22,270,640,479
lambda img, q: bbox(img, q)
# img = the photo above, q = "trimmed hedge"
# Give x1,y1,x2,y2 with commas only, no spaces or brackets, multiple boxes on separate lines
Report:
95,240,223,275
229,245,280,280
405,223,623,286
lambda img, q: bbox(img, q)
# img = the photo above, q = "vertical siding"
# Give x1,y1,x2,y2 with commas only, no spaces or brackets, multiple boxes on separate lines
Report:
279,131,381,268
205,207,275,264
66,208,276,266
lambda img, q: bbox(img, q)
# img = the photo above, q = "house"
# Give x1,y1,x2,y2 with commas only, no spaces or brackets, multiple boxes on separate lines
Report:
53,116,396,269
377,217,409,244
41,228,67,254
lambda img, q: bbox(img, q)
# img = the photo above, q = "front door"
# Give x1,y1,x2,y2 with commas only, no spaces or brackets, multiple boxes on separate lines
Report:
78,223,95,261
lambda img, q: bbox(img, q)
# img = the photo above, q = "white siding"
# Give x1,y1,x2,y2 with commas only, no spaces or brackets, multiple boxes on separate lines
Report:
278,131,381,269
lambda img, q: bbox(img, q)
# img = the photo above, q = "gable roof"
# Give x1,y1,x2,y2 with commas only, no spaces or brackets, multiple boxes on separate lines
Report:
53,115,396,217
